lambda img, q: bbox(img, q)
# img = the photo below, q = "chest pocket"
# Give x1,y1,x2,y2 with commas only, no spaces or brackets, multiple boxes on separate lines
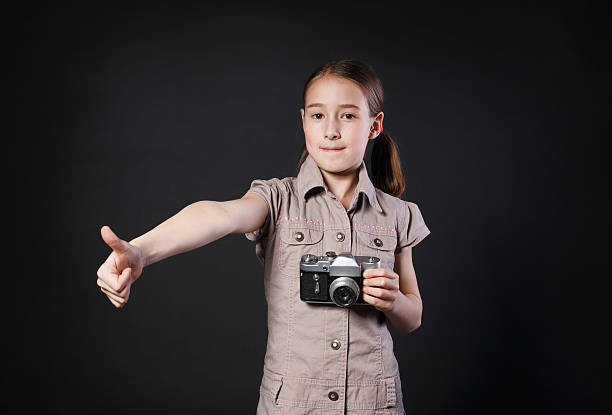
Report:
277,226,324,277
355,230,397,271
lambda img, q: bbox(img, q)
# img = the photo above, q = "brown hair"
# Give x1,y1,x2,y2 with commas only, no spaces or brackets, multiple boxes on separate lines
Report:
296,58,406,198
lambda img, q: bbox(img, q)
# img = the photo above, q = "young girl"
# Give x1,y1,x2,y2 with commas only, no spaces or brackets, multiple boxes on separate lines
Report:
96,59,431,415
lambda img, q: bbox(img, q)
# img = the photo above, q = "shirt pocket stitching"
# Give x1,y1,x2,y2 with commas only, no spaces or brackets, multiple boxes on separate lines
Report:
277,225,324,276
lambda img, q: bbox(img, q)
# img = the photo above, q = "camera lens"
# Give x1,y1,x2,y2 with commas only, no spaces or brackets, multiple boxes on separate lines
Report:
329,277,359,307
333,286,356,307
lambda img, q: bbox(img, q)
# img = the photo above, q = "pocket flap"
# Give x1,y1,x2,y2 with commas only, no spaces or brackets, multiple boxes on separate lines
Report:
359,232,396,252
279,227,324,245
260,371,284,403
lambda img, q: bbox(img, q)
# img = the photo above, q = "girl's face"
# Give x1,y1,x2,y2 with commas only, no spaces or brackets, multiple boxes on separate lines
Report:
300,75,383,175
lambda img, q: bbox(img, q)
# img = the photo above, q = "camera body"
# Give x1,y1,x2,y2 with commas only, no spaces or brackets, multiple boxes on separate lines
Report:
299,251,381,307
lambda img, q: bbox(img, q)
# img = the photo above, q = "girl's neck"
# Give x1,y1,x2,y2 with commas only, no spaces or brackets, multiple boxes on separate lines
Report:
319,167,359,210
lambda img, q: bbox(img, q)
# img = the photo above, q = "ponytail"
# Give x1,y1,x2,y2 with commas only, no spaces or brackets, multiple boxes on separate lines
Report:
371,131,405,198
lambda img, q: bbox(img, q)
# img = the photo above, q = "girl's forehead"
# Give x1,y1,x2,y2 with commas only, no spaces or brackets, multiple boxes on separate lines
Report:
305,75,366,107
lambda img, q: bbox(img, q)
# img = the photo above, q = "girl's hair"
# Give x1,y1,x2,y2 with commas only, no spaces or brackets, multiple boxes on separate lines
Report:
297,58,406,198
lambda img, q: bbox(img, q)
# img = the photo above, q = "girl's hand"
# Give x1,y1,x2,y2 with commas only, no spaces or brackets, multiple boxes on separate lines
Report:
361,267,400,312
96,225,144,308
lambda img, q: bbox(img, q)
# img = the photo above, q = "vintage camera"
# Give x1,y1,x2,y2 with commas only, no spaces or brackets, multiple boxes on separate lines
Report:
300,251,381,307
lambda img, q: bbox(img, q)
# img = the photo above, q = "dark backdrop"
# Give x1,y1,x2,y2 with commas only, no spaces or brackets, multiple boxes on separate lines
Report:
13,2,607,414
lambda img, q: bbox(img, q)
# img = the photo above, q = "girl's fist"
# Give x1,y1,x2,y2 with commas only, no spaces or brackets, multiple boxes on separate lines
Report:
96,225,144,308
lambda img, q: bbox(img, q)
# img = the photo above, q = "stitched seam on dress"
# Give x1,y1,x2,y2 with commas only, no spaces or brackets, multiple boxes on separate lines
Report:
262,366,284,378
271,376,391,386
386,377,397,408
378,334,384,379
276,399,342,409
276,216,324,228
347,402,385,410
395,201,408,249
346,379,390,386
342,308,349,407
323,304,327,381
269,388,388,410
280,376,343,385
353,220,397,234
259,385,276,401
284,274,296,375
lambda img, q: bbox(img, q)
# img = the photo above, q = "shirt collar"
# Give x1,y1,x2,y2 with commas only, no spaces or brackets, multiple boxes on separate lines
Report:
296,153,383,213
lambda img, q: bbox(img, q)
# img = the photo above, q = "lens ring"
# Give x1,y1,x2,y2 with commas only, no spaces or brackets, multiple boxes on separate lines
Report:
329,277,360,307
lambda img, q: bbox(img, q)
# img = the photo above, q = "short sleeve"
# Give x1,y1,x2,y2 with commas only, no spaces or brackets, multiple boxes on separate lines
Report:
395,201,431,253
243,178,284,265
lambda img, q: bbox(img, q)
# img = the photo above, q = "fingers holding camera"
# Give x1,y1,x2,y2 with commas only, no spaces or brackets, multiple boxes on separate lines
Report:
362,268,399,311
362,285,396,301
363,268,399,290
362,293,395,312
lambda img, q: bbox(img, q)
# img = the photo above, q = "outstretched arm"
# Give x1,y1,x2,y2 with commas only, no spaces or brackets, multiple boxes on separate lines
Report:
97,192,269,308
129,193,268,267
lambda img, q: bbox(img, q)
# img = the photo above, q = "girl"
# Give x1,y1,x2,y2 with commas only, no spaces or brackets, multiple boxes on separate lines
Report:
96,59,431,415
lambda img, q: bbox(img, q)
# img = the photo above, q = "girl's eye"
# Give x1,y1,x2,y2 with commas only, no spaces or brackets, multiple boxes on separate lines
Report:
311,113,355,120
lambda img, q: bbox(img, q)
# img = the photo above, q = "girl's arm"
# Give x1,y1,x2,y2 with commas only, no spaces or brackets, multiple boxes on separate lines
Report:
385,247,423,333
129,193,269,267
360,246,423,333
97,192,268,308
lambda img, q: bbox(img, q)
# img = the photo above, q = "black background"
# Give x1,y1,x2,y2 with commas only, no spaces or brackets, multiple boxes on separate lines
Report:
13,2,608,414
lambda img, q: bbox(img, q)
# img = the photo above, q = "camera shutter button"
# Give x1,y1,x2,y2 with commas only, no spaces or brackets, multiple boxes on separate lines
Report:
331,339,341,350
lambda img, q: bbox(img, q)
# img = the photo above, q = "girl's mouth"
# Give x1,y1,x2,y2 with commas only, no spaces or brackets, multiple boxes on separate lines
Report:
321,147,345,152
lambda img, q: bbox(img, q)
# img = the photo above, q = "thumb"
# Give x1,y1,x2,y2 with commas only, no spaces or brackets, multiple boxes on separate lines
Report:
100,225,130,253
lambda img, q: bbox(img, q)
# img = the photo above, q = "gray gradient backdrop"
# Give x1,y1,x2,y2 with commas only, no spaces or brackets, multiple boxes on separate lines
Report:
13,2,607,414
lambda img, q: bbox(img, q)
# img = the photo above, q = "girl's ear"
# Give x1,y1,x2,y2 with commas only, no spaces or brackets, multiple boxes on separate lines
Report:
369,111,384,139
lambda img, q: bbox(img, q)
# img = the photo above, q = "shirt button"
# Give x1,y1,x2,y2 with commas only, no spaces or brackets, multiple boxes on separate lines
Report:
331,339,341,350
335,232,345,242
328,391,339,401
373,238,383,247
294,231,304,242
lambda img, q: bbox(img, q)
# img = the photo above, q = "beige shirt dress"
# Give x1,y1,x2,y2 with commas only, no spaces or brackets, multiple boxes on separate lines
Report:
244,153,431,415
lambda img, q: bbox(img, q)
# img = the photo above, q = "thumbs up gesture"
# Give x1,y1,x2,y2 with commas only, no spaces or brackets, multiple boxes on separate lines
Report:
97,225,145,308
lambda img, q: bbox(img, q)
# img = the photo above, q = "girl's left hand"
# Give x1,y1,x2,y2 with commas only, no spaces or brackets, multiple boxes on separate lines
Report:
361,268,400,312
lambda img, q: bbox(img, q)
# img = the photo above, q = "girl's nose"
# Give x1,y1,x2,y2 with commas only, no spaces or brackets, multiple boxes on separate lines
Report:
324,122,340,139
